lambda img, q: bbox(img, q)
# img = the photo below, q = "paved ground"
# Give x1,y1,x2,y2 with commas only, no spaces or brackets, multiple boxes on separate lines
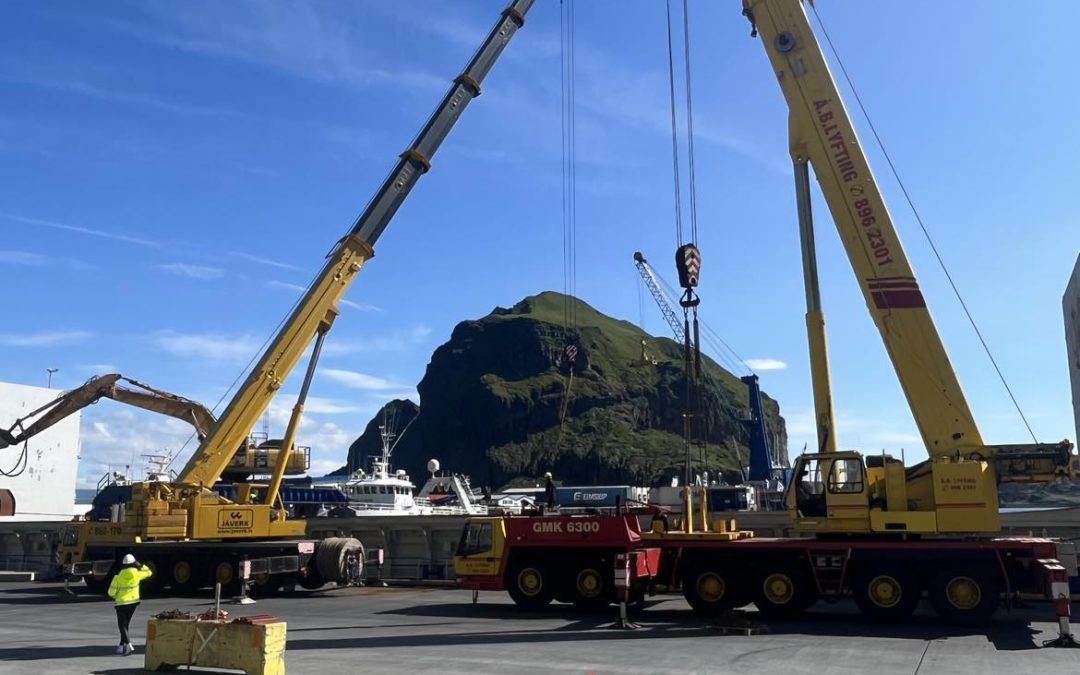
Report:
0,582,1079,674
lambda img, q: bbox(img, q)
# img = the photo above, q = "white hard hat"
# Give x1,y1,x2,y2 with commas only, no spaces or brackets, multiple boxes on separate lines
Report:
121,554,136,565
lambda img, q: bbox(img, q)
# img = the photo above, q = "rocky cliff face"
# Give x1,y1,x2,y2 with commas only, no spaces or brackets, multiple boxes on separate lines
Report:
346,291,787,490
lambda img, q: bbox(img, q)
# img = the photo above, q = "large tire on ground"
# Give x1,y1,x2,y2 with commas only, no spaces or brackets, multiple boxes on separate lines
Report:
570,560,614,611
851,563,921,622
682,562,750,617
753,561,818,619
506,560,555,610
928,565,1001,625
315,537,364,584
168,558,200,595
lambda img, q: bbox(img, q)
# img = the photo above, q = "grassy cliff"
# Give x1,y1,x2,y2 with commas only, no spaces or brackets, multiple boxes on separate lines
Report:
347,291,787,489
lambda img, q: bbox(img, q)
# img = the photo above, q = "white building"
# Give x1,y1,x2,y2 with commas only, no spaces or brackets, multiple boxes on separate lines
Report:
1066,254,1080,446
0,381,80,521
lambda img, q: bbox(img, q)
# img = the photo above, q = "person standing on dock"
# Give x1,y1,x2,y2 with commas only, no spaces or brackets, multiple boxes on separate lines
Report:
108,554,153,656
544,472,556,510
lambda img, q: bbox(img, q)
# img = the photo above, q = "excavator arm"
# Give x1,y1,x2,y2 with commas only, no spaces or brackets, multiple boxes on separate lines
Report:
0,374,215,449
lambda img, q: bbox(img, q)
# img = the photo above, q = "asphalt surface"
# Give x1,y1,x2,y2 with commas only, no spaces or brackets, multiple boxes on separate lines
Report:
0,582,1079,674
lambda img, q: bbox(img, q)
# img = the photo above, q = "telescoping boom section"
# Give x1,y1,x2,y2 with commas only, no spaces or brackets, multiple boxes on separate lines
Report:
742,0,1074,534
57,0,534,594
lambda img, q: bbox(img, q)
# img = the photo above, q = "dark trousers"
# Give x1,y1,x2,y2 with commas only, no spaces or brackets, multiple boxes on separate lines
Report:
115,602,139,644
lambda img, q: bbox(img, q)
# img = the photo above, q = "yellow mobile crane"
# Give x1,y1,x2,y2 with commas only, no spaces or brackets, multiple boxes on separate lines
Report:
743,0,1075,534
55,0,533,593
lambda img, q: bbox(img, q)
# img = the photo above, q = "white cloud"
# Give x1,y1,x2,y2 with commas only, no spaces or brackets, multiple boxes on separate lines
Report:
746,358,788,371
234,252,298,271
0,250,48,265
301,396,364,415
322,325,431,355
0,330,93,347
320,368,395,390
157,262,225,280
265,280,306,294
372,390,420,404
111,4,445,95
0,212,159,247
266,280,381,312
153,330,262,362
308,457,345,477
79,364,119,373
76,391,361,487
340,298,382,312
78,406,200,486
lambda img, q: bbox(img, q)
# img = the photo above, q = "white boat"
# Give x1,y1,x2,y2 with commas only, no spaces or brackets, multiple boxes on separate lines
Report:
324,418,490,516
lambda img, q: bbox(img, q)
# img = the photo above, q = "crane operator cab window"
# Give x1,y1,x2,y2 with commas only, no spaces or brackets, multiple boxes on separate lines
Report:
795,459,826,517
457,521,494,557
827,458,865,494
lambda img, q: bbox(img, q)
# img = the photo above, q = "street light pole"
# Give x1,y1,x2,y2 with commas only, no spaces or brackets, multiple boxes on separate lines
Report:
46,368,58,389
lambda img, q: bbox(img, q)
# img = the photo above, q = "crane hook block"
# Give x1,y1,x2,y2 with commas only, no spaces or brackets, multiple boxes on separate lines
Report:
675,244,701,289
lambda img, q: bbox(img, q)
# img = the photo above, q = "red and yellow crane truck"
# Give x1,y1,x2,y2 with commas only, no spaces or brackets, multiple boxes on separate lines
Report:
455,0,1078,644
454,508,1072,630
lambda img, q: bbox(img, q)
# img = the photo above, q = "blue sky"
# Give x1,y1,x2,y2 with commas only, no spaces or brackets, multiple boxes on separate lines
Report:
2,1,1078,488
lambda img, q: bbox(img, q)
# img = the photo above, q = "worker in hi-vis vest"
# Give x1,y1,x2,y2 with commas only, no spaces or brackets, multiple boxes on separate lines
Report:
107,554,153,656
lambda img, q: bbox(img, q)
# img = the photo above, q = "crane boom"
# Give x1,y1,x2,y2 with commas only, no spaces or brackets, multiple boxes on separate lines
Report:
178,0,534,487
743,0,981,457
633,251,686,344
745,0,1073,534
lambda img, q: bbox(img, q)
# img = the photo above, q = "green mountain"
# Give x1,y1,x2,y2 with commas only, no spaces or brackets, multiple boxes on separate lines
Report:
345,291,787,490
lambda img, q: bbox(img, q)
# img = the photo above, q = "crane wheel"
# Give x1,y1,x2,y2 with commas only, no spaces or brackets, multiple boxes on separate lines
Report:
852,564,921,622
212,560,240,595
753,562,817,618
506,561,554,610
929,565,1000,625
169,559,199,594
571,562,613,611
682,563,749,617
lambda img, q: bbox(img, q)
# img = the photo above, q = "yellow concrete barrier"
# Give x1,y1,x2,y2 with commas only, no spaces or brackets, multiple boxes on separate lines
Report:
144,617,286,675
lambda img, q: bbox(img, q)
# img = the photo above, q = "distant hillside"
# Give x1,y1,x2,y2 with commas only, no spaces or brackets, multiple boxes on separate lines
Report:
346,291,787,490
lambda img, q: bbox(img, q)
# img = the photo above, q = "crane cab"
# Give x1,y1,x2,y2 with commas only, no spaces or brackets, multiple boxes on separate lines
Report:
787,452,871,533
788,451,1005,534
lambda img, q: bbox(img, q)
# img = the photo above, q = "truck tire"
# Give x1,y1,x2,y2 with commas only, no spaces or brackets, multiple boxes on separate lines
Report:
570,561,613,611
169,558,200,595
753,561,818,619
851,563,921,622
506,561,555,610
211,559,241,596
682,563,749,617
315,537,364,584
928,565,1000,625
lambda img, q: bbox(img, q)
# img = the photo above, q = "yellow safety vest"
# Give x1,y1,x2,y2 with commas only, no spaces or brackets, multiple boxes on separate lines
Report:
108,565,152,605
